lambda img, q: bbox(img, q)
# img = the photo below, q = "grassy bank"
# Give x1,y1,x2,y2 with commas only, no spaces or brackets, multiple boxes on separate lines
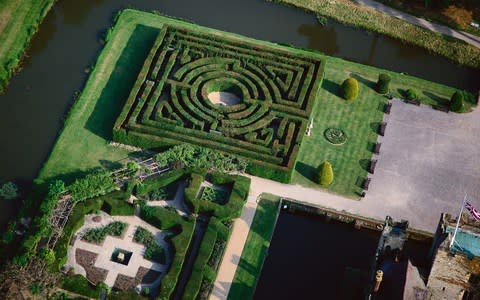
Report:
228,195,280,300
0,0,56,93
269,0,480,69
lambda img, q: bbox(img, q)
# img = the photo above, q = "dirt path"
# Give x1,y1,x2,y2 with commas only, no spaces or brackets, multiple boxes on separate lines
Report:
210,202,257,300
355,0,480,48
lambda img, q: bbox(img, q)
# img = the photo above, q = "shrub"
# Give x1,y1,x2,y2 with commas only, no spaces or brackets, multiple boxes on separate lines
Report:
340,78,359,101
376,74,391,94
450,91,464,112
405,89,417,100
317,161,334,186
0,182,18,199
69,171,116,202
39,248,56,266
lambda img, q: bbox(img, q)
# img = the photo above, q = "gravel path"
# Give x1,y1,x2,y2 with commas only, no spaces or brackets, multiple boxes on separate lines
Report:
355,0,480,48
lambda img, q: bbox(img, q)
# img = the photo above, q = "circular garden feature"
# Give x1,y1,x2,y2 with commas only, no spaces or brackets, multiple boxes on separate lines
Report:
324,128,347,145
203,80,243,106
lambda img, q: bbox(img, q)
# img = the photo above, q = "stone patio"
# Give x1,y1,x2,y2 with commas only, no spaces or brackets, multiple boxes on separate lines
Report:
66,212,171,289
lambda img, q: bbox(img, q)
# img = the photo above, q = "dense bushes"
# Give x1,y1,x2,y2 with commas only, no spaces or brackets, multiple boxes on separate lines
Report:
0,182,18,199
376,74,390,94
69,171,116,203
155,144,248,173
82,221,127,243
317,161,334,186
405,89,417,100
135,168,187,196
340,78,359,101
184,172,250,220
134,227,166,264
100,191,134,216
61,275,102,299
450,91,464,112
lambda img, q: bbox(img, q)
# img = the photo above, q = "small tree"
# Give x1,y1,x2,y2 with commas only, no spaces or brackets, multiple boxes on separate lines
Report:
376,74,391,94
340,78,359,101
405,89,417,100
317,161,334,186
0,182,18,200
450,91,464,112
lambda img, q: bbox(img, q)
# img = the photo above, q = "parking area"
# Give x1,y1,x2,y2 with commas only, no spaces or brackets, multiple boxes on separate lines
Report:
366,100,480,228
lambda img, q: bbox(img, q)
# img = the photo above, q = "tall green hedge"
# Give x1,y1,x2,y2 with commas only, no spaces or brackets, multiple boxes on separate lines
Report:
376,73,390,94
340,78,359,101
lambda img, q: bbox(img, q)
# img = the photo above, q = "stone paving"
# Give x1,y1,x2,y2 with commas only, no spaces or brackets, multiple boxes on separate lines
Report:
67,212,171,289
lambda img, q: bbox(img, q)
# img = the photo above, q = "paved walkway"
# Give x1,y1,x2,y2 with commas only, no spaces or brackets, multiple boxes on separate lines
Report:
210,202,258,300
356,0,480,48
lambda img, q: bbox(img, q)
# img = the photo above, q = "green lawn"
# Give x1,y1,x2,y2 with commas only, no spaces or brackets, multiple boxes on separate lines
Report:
292,55,463,198
0,0,55,93
228,194,280,300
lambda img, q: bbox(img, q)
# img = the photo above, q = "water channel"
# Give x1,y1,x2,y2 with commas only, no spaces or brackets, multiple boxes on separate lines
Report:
254,211,431,299
0,0,478,227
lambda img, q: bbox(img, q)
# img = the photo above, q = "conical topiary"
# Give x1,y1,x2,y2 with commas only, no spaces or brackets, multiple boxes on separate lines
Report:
317,161,334,186
340,78,359,101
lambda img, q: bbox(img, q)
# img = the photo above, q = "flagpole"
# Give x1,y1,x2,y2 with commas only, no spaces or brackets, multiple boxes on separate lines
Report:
450,193,467,249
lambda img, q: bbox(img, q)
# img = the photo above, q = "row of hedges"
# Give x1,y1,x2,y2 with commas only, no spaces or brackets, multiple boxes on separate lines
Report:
184,172,251,220
113,24,325,184
182,217,230,300
138,204,196,299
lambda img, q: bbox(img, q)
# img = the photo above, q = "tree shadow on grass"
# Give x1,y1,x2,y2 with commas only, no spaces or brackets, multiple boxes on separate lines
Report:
85,25,159,140
322,79,340,97
350,73,376,90
295,161,317,183
423,91,449,107
358,159,371,172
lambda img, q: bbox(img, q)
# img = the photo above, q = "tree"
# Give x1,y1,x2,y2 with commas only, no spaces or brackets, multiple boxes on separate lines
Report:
39,248,56,266
376,74,391,94
340,78,359,101
48,180,65,197
127,161,139,173
317,161,334,186
405,89,417,100
0,182,18,200
450,91,464,112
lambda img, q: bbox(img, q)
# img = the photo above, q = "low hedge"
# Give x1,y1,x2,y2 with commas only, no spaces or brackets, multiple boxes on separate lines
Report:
184,172,250,220
61,275,103,298
135,168,188,196
100,191,135,216
138,205,196,299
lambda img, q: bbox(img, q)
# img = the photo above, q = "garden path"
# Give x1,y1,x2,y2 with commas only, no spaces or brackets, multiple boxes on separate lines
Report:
210,202,257,300
355,0,480,48
145,180,190,216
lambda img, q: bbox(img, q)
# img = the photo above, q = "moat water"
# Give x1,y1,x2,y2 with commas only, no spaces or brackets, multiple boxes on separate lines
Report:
254,210,431,299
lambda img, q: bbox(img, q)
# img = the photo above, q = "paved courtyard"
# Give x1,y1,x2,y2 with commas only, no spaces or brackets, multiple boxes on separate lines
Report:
67,212,171,289
367,101,480,228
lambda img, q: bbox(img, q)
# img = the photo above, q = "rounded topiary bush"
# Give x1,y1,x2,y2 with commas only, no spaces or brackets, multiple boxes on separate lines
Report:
340,78,359,101
450,91,464,112
405,89,417,100
376,74,391,94
317,161,334,186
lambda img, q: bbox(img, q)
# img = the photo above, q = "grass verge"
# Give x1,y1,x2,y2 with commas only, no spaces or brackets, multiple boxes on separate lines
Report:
227,194,280,300
0,1,55,93
269,0,480,69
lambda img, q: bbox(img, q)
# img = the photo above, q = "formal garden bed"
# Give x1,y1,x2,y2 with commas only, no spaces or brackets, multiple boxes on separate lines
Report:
133,226,166,264
75,249,108,285
81,221,128,244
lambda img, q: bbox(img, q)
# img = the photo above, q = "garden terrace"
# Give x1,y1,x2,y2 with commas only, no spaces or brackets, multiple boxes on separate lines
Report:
114,22,325,183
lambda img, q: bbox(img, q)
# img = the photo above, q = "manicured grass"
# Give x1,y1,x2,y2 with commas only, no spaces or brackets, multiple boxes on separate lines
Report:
228,194,280,300
0,0,55,93
292,54,465,197
270,0,480,69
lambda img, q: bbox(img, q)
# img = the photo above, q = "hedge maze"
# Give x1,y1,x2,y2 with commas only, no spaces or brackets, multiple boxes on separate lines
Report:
114,24,325,182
